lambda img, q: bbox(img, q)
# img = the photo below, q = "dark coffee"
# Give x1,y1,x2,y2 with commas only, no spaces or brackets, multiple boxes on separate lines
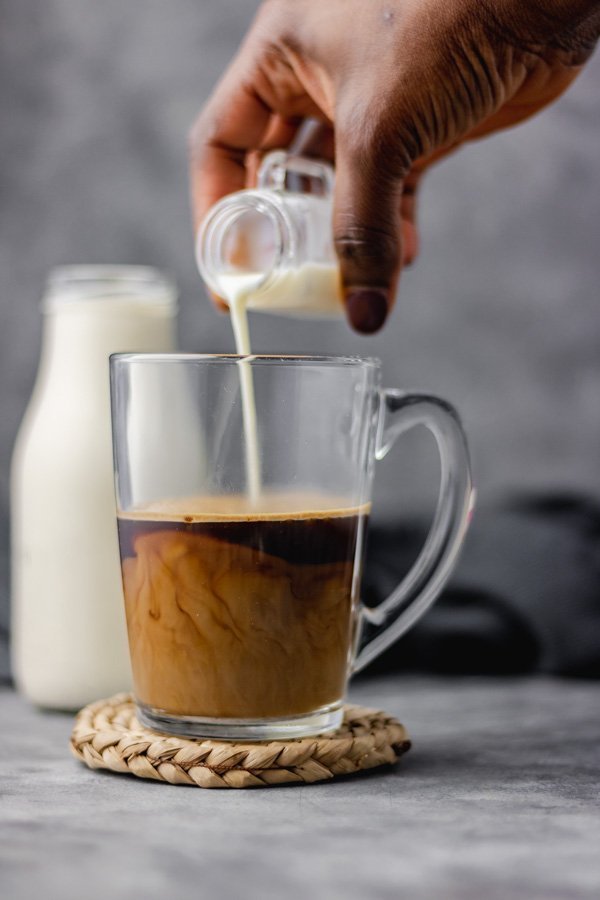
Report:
117,494,369,720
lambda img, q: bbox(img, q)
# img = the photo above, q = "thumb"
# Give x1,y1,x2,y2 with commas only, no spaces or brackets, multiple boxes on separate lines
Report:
333,145,404,333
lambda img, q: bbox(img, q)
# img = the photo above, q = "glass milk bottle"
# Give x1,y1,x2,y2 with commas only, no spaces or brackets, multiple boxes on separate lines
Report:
197,151,343,317
11,267,177,709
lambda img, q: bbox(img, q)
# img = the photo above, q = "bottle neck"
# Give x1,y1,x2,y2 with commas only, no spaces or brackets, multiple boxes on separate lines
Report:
38,299,176,387
197,191,296,302
36,267,177,385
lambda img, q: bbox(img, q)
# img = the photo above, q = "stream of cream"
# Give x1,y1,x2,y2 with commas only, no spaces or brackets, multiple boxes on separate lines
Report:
228,292,262,504
222,264,341,506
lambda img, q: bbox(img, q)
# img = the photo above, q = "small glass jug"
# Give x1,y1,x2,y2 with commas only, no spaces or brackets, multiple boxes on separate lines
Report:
196,151,343,317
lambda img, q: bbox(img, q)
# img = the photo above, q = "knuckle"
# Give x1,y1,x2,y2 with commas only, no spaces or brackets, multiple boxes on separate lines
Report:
337,111,378,169
334,222,400,272
188,104,231,167
188,111,213,162
338,106,413,181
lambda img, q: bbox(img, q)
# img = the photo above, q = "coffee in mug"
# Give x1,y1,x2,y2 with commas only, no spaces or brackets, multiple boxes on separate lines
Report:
118,493,368,720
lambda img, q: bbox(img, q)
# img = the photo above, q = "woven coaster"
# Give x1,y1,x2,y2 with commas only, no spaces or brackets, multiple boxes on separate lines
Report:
70,693,410,789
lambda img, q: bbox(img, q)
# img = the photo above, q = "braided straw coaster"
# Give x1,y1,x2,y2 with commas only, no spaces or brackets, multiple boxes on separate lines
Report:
70,693,410,789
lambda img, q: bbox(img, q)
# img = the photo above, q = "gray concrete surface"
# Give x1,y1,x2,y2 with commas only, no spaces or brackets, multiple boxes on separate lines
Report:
1,675,599,900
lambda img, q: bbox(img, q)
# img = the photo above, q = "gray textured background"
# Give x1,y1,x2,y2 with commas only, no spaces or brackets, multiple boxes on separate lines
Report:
0,0,599,633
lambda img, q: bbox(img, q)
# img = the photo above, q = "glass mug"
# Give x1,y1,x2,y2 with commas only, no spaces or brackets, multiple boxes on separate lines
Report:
110,354,473,740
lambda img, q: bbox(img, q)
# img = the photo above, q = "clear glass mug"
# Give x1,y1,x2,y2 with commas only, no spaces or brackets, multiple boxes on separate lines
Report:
110,354,473,740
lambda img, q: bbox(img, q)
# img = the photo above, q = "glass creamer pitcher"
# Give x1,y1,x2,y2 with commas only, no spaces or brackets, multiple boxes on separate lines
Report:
196,151,343,317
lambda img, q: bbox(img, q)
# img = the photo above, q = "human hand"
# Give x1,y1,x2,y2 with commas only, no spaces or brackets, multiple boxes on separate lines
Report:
190,0,599,332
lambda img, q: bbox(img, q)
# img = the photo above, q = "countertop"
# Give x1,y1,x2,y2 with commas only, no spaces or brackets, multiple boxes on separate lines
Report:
1,675,599,900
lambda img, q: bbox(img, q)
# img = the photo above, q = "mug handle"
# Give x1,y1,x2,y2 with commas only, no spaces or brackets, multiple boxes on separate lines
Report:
352,390,475,673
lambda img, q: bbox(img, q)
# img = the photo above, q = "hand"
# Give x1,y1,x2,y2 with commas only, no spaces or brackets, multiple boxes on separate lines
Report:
190,0,599,332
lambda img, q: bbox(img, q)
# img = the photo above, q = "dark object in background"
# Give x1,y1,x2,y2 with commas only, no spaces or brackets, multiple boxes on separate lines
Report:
363,494,600,677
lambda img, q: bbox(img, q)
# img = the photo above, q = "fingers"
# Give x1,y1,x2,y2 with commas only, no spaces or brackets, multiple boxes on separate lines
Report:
244,114,305,187
333,141,404,333
189,74,272,311
189,60,274,232
189,76,325,228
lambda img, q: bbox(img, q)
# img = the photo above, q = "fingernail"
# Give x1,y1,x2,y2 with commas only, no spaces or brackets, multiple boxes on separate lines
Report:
346,289,389,334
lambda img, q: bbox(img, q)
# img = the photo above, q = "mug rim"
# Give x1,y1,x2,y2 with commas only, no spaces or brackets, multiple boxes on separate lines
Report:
110,353,381,369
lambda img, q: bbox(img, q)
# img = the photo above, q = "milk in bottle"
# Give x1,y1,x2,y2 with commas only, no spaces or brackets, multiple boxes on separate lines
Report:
11,267,177,709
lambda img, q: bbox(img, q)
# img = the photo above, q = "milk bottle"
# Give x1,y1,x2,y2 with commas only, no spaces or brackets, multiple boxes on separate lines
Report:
11,267,177,709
